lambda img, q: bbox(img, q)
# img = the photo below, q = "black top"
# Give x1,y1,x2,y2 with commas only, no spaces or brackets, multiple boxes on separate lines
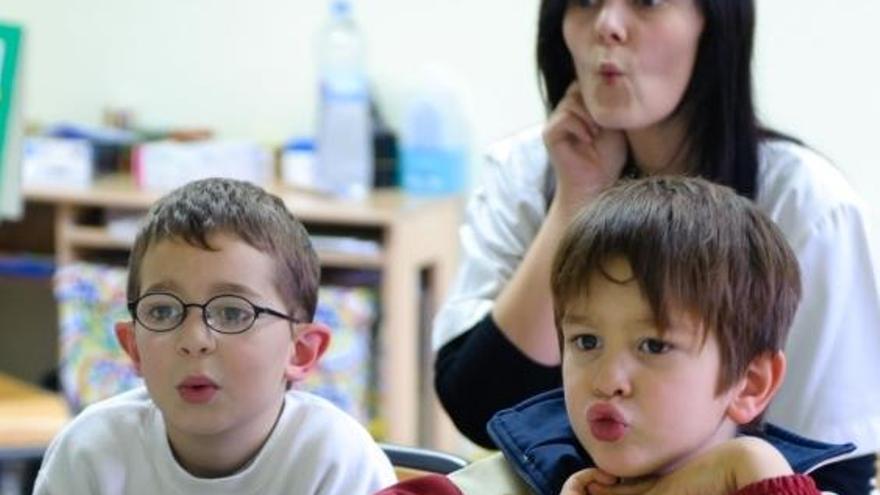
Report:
433,313,562,448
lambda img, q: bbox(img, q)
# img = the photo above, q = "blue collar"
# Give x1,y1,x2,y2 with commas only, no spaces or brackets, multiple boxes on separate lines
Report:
487,388,855,495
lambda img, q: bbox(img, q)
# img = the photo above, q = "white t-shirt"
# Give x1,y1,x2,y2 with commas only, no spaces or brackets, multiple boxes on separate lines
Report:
34,387,396,494
433,126,880,457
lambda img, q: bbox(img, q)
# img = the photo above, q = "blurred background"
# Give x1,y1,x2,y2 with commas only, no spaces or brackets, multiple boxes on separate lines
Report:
1,1,879,492
0,0,875,209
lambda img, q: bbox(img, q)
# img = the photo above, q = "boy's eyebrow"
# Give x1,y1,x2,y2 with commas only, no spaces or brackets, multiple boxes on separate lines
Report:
560,313,595,327
560,312,656,329
208,282,263,299
143,280,181,294
140,281,262,300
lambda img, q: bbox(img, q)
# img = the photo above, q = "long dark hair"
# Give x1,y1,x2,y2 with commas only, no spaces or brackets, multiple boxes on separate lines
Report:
537,0,788,200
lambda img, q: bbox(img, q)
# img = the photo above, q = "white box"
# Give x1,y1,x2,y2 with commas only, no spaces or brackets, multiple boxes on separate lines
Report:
133,140,273,191
21,137,93,189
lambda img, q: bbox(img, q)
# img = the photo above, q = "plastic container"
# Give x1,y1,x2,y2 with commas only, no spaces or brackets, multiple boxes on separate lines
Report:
281,137,317,189
400,67,469,196
314,0,373,199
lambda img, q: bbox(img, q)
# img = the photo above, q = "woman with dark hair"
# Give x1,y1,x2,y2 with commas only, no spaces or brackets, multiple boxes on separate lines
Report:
432,1,880,493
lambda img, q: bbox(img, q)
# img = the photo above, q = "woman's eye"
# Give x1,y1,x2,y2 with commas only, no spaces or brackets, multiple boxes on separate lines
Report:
635,0,664,6
638,338,672,355
572,334,600,351
569,0,598,8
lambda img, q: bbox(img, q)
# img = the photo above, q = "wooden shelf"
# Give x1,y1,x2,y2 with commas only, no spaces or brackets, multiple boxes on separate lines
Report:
66,226,133,250
318,250,384,269
63,226,386,269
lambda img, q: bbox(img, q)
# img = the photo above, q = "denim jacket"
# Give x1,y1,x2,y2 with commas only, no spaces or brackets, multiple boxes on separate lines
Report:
487,388,856,495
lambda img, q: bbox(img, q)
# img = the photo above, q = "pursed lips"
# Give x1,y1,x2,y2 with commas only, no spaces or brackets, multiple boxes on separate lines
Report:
598,61,624,77
176,374,220,403
587,403,629,442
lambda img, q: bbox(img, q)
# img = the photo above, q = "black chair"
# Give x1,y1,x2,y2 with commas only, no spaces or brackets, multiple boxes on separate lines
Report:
380,443,468,479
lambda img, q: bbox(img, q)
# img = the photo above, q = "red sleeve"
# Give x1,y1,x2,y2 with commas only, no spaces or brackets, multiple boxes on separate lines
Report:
735,475,821,495
373,474,463,495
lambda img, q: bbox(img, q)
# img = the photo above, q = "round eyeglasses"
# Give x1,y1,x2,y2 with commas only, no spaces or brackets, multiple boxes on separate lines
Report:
127,293,301,334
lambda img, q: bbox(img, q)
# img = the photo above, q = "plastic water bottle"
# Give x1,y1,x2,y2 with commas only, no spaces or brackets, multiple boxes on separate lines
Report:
314,0,373,199
400,66,469,196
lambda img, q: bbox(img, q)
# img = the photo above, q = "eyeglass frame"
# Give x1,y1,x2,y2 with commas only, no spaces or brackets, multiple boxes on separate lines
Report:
127,292,302,335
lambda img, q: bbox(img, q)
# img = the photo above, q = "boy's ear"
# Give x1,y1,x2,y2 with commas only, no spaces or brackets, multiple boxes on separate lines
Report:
114,321,143,375
726,351,786,425
285,322,331,383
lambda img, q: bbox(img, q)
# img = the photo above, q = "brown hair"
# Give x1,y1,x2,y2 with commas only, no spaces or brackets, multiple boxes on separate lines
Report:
126,178,320,321
551,176,801,392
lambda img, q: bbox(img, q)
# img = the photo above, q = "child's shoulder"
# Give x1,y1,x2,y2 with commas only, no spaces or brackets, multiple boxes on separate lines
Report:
280,389,379,446
43,387,157,462
263,390,395,487
70,387,156,428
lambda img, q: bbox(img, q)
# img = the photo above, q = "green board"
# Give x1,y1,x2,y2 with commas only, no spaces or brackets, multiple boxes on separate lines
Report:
0,21,23,218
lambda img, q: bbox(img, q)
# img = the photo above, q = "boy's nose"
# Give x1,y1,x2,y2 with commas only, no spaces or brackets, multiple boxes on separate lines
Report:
591,354,632,398
176,311,217,356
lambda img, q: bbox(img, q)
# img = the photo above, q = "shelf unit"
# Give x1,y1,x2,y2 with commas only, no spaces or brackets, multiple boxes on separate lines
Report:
16,175,463,449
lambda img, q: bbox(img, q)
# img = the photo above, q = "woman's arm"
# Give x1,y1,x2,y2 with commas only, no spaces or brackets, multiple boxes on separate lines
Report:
432,126,564,447
433,85,627,446
435,315,562,447
493,82,627,365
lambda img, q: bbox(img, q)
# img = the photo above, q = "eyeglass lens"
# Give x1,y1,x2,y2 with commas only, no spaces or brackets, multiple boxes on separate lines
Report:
135,294,257,333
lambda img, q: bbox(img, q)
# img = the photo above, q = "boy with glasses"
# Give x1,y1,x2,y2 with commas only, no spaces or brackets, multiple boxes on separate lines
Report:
35,178,395,494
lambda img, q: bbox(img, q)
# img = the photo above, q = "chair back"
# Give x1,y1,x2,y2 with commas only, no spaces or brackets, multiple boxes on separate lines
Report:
380,443,468,480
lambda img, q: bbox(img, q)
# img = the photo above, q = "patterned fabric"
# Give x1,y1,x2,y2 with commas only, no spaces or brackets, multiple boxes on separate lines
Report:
55,263,141,411
298,285,376,424
54,262,376,424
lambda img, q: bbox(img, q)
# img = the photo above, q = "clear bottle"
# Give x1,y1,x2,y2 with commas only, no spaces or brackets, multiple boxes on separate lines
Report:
314,0,373,199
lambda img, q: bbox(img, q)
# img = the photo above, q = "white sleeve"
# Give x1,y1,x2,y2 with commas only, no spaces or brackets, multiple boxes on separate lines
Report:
431,130,550,350
766,200,880,456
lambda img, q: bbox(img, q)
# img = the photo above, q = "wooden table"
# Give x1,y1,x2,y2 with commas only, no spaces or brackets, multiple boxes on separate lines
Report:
0,372,69,460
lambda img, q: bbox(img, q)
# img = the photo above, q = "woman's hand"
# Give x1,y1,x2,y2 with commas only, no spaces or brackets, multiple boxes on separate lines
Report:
560,468,619,495
585,437,793,495
542,82,628,217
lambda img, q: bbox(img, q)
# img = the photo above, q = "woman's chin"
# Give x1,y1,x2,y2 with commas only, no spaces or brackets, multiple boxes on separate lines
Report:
588,110,639,131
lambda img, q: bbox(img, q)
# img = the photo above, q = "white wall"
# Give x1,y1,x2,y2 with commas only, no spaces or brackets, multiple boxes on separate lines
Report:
2,0,878,213
755,1,880,214
1,0,542,151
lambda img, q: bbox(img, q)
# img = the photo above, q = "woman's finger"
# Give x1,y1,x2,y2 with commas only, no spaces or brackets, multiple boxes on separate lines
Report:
558,84,596,133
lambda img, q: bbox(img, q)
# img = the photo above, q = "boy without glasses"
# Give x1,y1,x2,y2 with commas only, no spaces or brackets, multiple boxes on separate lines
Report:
35,178,395,494
377,177,854,495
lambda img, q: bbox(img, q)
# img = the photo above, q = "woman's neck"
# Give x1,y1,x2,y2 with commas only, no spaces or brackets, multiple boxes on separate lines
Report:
626,115,692,176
